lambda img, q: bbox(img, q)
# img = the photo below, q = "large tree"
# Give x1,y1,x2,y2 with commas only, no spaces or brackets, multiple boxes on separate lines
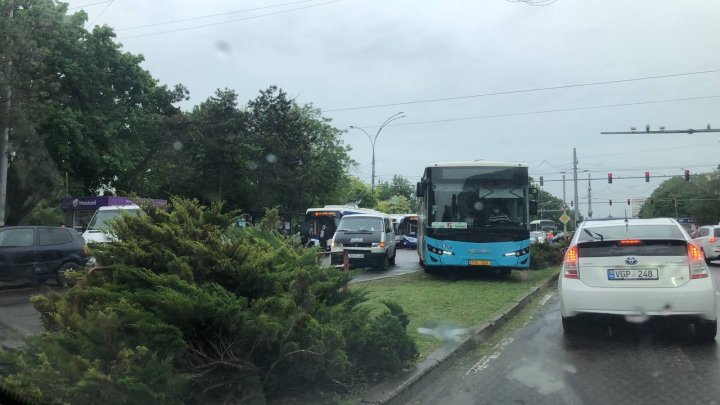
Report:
638,170,720,225
0,0,186,224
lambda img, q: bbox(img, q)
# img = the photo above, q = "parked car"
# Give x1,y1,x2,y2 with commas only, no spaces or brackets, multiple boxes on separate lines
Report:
559,218,716,341
692,225,720,264
0,226,91,286
530,231,546,244
329,214,397,270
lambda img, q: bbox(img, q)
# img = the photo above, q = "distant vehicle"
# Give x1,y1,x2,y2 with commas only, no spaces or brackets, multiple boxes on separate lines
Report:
692,225,720,264
530,231,546,244
550,231,574,244
396,214,418,249
303,205,383,249
82,205,141,244
559,217,716,341
530,219,557,232
0,226,91,286
329,214,397,270
416,162,536,275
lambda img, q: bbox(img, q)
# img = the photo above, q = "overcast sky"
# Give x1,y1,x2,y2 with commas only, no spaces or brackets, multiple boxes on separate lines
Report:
65,0,720,218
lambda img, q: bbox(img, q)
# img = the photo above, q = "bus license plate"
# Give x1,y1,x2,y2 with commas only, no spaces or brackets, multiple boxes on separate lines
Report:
469,260,491,266
607,269,658,280
348,254,364,259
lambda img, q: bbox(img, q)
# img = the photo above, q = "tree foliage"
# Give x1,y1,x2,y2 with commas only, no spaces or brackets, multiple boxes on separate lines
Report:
0,198,417,404
638,171,720,225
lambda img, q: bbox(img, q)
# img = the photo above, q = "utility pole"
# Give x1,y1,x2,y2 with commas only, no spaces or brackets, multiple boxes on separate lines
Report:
0,1,14,226
572,148,579,227
587,172,592,219
562,173,567,234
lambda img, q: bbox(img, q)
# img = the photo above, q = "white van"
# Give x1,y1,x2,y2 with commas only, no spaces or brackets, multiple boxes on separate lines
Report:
82,205,141,243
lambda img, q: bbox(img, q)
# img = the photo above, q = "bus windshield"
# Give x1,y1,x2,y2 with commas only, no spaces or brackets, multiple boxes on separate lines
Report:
427,166,527,237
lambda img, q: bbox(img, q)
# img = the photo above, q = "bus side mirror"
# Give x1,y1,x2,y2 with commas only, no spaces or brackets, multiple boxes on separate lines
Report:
416,182,423,197
529,200,538,216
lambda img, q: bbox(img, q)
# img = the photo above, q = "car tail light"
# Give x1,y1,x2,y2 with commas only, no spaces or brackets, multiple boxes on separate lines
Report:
619,239,642,246
710,236,717,243
563,245,579,279
688,243,708,279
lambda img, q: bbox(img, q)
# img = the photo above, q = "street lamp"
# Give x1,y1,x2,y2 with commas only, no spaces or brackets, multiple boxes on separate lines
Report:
349,111,405,191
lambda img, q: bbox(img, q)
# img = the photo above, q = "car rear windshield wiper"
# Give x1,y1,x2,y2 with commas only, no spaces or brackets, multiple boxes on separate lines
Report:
583,229,604,241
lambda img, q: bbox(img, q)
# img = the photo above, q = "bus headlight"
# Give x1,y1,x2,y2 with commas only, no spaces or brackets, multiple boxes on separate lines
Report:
427,244,454,255
504,247,530,257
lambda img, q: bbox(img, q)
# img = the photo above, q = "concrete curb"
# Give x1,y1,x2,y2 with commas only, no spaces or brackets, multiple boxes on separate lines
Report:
361,271,560,405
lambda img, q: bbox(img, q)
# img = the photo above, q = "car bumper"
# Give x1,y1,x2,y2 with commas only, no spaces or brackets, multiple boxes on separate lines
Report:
331,251,387,268
560,277,717,321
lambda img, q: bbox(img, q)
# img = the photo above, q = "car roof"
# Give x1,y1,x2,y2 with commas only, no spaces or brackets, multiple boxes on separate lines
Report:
339,214,387,219
580,217,679,229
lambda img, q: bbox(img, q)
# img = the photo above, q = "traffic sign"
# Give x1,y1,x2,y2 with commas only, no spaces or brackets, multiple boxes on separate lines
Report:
559,213,571,224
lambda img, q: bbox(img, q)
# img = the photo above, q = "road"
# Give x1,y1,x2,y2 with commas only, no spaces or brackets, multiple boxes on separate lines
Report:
349,248,422,283
409,263,720,405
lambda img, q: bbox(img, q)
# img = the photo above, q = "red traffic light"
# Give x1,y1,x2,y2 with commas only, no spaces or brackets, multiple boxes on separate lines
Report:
608,173,613,184
645,171,650,182
609,199,613,206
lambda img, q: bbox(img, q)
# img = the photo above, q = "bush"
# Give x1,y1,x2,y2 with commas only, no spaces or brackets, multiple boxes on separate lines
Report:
530,242,565,269
0,198,417,404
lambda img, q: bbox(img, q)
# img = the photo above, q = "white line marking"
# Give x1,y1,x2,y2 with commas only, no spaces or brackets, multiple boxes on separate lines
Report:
466,337,514,375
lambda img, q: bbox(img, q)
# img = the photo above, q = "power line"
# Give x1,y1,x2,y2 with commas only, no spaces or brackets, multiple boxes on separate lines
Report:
116,0,321,31
89,0,114,26
353,95,720,128
119,0,343,39
68,0,112,10
323,69,720,112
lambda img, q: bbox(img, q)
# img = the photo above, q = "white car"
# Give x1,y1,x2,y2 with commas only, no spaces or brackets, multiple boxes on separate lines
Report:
692,225,720,264
559,218,717,340
529,231,546,244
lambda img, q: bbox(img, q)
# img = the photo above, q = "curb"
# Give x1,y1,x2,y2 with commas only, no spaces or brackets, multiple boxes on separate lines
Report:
361,271,560,405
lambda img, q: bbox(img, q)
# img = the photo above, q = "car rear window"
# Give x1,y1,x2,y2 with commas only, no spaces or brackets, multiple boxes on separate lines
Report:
39,228,74,246
715,228,720,237
577,224,685,242
0,229,34,247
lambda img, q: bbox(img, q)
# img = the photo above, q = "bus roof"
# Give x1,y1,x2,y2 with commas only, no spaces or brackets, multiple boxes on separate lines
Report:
305,205,383,216
425,161,527,169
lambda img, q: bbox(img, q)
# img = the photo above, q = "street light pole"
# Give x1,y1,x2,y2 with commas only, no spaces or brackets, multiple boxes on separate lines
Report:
349,111,405,191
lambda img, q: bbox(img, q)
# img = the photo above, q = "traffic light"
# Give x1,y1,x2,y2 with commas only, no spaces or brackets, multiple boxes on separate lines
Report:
684,169,690,181
539,176,544,186
608,173,613,184
627,198,631,205
609,199,613,206
645,171,650,182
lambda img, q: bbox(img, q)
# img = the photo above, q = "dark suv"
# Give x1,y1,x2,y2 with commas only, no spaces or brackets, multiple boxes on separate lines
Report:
0,226,91,286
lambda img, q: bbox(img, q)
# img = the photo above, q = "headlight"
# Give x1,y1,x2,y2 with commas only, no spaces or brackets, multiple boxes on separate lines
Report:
427,244,454,255
371,242,385,248
330,240,343,249
504,247,530,257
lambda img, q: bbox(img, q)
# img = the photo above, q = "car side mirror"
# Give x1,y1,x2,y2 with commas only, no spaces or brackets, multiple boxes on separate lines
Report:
529,200,538,216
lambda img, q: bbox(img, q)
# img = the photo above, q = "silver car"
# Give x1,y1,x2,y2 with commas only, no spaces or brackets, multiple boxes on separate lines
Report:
692,225,720,264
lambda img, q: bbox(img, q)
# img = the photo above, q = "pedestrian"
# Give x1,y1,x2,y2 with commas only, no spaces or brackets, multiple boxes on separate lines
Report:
546,230,555,240
319,225,328,249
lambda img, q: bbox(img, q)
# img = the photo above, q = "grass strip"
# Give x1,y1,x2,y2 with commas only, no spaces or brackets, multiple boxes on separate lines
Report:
355,267,559,359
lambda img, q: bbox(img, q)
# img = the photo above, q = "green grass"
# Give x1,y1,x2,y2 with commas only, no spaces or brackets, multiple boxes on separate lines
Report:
354,267,559,359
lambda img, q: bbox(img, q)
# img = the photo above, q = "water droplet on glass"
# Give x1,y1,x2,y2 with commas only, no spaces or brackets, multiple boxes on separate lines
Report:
172,141,183,151
473,201,484,211
266,153,278,163
247,161,258,170
214,40,232,60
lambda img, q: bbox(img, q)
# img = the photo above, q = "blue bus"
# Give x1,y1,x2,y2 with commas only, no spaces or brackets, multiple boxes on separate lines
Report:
416,162,536,274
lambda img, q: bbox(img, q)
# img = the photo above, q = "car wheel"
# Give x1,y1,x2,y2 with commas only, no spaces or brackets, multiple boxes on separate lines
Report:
562,316,579,334
695,320,717,342
377,255,389,271
389,249,396,265
57,262,80,287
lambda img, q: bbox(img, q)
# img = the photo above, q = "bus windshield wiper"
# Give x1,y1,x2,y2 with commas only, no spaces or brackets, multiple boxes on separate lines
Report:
583,229,604,241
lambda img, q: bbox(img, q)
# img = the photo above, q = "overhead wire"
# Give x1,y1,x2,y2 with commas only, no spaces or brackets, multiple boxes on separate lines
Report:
351,95,720,128
322,69,720,112
118,0,343,39
88,0,114,26
68,0,112,10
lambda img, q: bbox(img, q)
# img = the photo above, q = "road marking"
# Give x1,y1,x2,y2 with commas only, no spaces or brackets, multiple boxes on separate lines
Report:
538,293,554,306
466,337,514,375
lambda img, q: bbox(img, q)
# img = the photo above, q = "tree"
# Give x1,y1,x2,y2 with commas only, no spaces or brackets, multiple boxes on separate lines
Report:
0,0,186,224
639,171,720,225
334,176,376,208
376,195,413,214
531,186,578,230
375,175,415,201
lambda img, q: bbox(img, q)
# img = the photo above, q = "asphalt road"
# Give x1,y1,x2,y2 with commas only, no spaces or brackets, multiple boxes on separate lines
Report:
409,263,720,405
0,284,59,349
349,248,422,283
